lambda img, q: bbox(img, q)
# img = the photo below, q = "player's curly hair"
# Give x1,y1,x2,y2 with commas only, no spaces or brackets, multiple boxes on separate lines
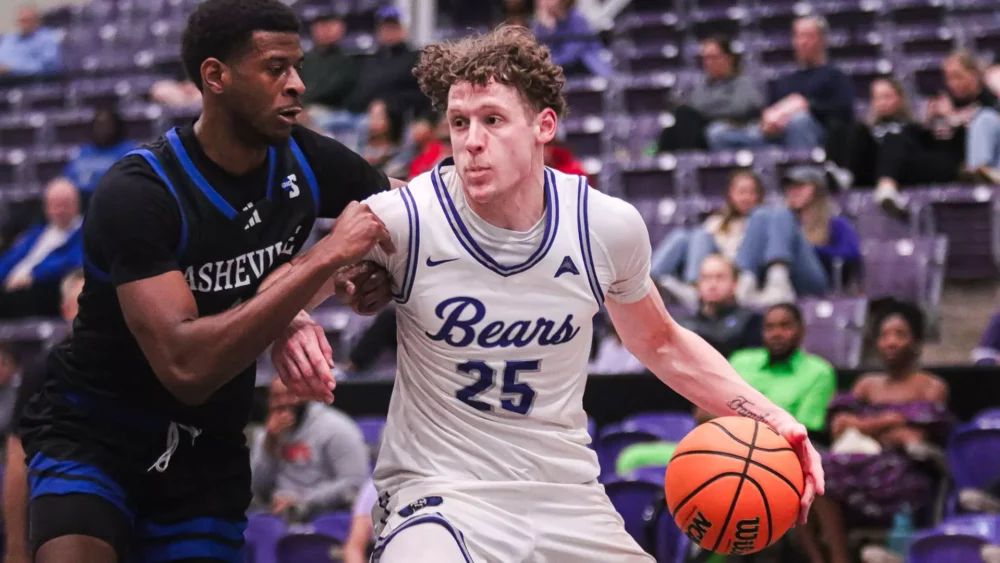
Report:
181,0,300,91
414,25,568,118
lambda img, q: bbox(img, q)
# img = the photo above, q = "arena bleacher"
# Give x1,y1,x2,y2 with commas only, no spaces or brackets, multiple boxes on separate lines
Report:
1,0,1000,562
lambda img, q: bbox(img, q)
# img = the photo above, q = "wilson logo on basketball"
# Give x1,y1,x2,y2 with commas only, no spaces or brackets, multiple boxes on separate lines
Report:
685,510,713,543
731,517,761,555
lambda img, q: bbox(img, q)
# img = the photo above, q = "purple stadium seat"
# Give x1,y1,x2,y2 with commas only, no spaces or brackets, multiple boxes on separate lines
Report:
655,504,690,563
860,236,947,309
51,109,97,145
893,25,957,57
623,73,675,114
887,0,947,26
311,511,353,543
0,113,45,149
691,150,757,197
275,534,341,563
908,530,988,563
627,465,667,485
596,420,681,477
121,104,163,142
948,426,1000,491
614,41,683,73
622,411,696,442
848,192,923,240
603,476,662,550
561,116,604,158
563,76,607,116
614,11,682,47
32,146,77,184
973,408,1000,428
588,417,597,443
0,149,28,186
245,513,286,563
938,514,1000,542
354,415,386,451
917,186,999,280
799,297,868,368
617,113,670,158
619,159,680,200
688,6,745,37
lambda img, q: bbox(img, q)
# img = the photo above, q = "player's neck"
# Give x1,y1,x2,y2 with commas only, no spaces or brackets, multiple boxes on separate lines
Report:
465,167,546,232
193,112,269,176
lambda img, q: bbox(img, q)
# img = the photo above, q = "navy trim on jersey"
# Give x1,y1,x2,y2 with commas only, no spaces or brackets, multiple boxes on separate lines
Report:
394,186,419,304
127,148,190,258
83,254,112,283
165,128,238,220
139,517,246,563
372,513,474,563
28,453,135,523
287,136,320,212
430,159,558,277
576,176,604,305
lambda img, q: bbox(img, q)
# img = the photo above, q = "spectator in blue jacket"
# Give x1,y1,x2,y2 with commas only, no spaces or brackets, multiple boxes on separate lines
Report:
710,16,854,150
735,166,861,307
533,0,611,78
0,178,83,319
63,108,138,196
0,5,62,76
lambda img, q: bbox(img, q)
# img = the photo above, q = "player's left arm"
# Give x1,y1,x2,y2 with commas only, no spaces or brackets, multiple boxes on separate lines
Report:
593,193,823,522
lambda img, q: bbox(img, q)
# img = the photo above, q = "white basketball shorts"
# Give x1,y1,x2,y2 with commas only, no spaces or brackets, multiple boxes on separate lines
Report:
371,479,655,563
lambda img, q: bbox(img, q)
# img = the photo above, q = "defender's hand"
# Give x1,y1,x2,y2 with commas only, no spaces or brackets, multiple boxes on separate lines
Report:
334,261,393,316
321,202,396,267
271,311,335,403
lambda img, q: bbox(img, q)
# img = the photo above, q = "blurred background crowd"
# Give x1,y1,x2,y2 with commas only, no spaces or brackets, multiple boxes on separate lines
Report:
1,0,1000,562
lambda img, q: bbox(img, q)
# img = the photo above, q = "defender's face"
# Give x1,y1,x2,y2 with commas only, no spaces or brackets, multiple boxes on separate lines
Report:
225,31,305,145
447,81,553,206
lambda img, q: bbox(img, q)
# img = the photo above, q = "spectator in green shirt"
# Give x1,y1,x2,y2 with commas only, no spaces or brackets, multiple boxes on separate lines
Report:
695,302,837,431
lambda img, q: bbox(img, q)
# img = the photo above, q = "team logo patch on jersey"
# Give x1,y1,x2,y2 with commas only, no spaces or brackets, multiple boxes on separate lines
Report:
282,174,300,199
554,256,580,278
398,496,444,517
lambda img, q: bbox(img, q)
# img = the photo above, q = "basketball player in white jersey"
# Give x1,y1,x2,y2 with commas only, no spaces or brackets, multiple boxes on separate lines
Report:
270,26,824,562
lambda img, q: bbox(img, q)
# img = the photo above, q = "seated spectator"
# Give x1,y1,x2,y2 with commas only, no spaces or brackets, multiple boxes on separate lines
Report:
361,100,409,178
815,301,952,563
0,4,61,76
532,0,611,78
696,303,836,433
659,36,765,152
674,254,763,357
250,378,369,520
923,50,1000,185
63,108,138,196
652,170,764,287
345,305,398,376
302,13,357,110
848,77,962,216
712,16,854,150
3,269,84,563
344,477,379,563
0,179,83,319
409,116,452,179
343,7,424,117
973,308,1000,365
588,323,644,375
504,0,533,27
734,166,861,306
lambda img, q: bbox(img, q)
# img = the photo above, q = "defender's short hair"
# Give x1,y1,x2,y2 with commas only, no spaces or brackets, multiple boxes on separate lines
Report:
181,0,301,90
414,25,568,118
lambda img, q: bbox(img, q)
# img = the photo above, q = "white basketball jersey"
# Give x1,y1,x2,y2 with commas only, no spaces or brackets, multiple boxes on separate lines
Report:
363,158,652,494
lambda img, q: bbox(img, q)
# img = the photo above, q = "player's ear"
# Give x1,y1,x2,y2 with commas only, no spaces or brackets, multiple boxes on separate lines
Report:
201,58,227,95
535,107,558,145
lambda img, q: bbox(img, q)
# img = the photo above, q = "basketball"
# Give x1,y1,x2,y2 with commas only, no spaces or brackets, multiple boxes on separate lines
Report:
664,416,804,556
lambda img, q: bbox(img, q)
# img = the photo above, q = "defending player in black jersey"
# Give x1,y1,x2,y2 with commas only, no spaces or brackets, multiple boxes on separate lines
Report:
18,1,401,561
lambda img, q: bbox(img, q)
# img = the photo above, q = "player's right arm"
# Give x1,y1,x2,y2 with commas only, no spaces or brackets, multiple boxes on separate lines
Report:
90,162,393,406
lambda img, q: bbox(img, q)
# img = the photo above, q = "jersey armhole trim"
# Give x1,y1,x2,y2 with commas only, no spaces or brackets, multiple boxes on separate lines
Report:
127,149,190,259
371,513,475,563
393,186,420,304
576,177,604,305
287,136,321,213
165,128,238,219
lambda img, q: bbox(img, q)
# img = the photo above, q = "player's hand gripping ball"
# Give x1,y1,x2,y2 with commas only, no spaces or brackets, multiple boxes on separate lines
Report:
664,417,804,556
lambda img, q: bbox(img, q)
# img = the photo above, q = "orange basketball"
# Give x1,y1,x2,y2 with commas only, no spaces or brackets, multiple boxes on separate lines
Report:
664,416,803,556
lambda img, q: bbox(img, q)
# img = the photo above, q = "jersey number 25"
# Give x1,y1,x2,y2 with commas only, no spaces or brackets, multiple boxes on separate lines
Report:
456,360,538,415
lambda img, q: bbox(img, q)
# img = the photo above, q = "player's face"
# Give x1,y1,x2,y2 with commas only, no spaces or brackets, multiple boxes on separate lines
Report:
877,314,917,368
763,308,801,359
224,31,305,145
447,81,557,206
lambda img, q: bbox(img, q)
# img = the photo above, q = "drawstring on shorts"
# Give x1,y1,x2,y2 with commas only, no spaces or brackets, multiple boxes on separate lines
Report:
148,421,203,473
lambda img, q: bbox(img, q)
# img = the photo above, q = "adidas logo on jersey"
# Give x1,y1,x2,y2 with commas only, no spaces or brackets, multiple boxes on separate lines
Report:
554,256,580,278
242,202,261,230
